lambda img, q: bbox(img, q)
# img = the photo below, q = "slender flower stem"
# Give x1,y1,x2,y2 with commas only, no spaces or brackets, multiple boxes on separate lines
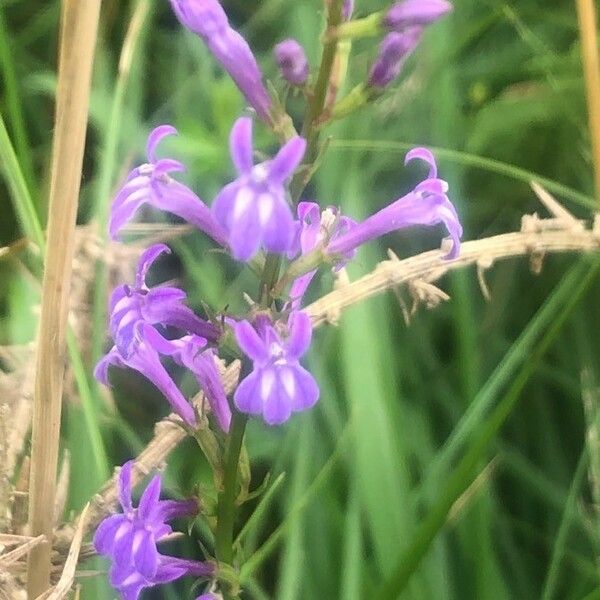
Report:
215,410,248,597
291,0,344,200
576,0,600,206
27,0,101,595
259,253,283,306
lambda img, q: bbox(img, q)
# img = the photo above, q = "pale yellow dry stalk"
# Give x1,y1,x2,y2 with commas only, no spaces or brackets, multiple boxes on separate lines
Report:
26,1,101,596
576,0,600,205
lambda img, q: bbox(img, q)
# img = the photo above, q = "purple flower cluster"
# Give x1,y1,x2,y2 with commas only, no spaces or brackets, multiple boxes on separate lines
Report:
95,2,464,597
94,462,214,600
95,244,231,431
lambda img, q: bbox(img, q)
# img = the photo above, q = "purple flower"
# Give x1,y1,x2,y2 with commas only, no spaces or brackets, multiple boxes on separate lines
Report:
343,0,354,20
233,312,319,425
212,117,306,261
384,0,452,30
274,39,309,86
327,147,462,259
95,324,199,427
110,244,218,358
368,29,423,88
147,332,232,433
94,461,214,600
110,125,226,245
168,0,272,123
288,202,356,308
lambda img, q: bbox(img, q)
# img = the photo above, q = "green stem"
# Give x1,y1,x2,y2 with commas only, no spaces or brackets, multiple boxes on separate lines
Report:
291,0,344,200
259,253,282,307
215,411,249,594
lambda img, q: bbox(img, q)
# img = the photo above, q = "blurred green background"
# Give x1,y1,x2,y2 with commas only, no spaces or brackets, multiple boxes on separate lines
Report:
2,0,600,598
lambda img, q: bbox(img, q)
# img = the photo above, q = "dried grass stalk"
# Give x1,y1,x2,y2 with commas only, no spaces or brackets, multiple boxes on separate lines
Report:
576,0,600,204
26,1,102,595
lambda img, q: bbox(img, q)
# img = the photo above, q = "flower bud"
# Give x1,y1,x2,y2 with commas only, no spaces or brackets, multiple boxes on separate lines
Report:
367,29,422,88
274,39,309,86
384,0,452,30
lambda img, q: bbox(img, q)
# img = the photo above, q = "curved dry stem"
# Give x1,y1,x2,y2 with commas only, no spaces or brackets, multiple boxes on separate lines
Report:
306,216,600,327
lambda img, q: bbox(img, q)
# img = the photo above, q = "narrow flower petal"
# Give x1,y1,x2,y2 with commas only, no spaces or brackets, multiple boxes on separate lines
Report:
132,529,159,579
137,475,162,521
135,244,170,288
118,461,135,513
405,147,437,179
230,117,254,174
146,126,178,163
286,311,312,359
268,136,307,184
233,320,269,362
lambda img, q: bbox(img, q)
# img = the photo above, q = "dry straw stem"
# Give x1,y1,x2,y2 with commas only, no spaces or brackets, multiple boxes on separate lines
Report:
576,0,600,205
27,0,101,596
305,215,600,327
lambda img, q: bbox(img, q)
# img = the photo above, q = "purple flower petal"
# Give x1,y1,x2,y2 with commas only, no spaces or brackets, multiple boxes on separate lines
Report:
268,136,306,184
135,244,170,288
286,364,320,411
119,461,135,513
93,514,129,555
230,117,254,174
137,474,162,522
131,528,159,579
169,1,272,122
234,370,264,415
368,29,423,88
385,0,452,29
405,146,438,179
286,311,312,359
233,320,269,362
146,125,178,163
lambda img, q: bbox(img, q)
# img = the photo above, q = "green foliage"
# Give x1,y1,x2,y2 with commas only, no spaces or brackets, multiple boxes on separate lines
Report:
1,0,599,598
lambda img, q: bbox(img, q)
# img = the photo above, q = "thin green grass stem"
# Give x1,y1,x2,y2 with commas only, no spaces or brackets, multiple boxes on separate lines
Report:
541,448,589,600
331,139,595,209
373,260,600,600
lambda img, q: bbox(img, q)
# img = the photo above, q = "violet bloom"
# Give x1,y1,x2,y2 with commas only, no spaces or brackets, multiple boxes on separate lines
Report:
233,312,319,425
327,147,462,259
110,125,226,245
289,202,356,308
96,324,199,427
274,39,309,86
145,331,232,433
169,0,272,123
385,0,452,30
94,461,214,600
110,244,218,358
368,29,423,88
213,117,306,261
